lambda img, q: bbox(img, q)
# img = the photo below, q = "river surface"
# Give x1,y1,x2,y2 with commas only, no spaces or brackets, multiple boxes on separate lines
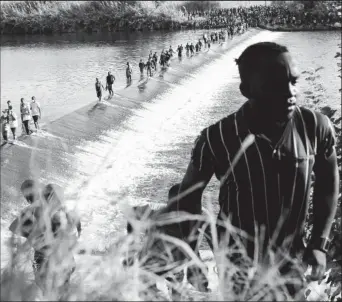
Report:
1,29,340,259
1,29,231,123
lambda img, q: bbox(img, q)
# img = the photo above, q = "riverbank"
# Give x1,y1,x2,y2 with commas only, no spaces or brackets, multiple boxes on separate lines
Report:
0,1,207,35
258,23,342,32
2,1,341,35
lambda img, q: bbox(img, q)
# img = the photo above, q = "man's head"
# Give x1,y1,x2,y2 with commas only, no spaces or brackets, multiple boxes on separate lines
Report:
108,72,111,76
32,96,35,101
7,100,11,106
96,78,99,82
236,42,299,122
20,98,24,103
20,179,41,204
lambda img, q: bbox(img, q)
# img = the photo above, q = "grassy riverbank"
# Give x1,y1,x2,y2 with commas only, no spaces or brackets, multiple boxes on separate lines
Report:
0,1,210,35
1,1,341,35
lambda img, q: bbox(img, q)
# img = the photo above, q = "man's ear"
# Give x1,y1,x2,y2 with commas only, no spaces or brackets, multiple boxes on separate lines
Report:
239,82,251,99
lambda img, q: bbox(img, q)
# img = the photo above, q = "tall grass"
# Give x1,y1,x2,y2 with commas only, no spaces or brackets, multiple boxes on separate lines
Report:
0,135,316,301
1,198,309,301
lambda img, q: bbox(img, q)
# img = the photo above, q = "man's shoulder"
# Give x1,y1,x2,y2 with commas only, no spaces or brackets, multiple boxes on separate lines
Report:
203,111,237,134
299,106,333,129
199,111,238,147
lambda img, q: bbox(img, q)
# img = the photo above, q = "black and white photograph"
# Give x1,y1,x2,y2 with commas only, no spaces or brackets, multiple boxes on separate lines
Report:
0,1,341,301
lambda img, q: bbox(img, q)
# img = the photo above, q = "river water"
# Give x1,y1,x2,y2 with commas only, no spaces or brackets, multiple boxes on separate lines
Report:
1,29,340,258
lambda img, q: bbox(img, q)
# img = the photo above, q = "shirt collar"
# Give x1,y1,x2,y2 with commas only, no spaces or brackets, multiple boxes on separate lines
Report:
239,100,298,136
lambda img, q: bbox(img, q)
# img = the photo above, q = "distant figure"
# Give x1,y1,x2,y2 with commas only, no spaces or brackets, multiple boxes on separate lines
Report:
185,43,190,54
126,62,132,82
165,51,171,66
177,44,183,57
1,109,9,142
198,39,203,50
203,34,207,45
146,58,152,77
30,96,41,131
190,43,195,55
169,45,175,57
139,59,145,74
20,98,31,135
8,105,18,140
95,78,105,102
106,72,115,99
160,50,165,67
152,52,158,70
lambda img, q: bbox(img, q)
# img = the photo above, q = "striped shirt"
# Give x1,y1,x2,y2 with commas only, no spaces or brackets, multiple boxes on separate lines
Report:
190,101,336,256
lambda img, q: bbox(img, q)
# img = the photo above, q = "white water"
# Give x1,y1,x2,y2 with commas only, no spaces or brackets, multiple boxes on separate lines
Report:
62,30,283,252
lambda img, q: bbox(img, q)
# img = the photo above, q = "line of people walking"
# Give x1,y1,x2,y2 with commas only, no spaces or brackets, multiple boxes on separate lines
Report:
94,28,231,103
1,96,41,142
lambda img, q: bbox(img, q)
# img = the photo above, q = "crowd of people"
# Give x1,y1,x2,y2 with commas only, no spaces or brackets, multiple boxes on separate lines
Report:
1,97,41,143
187,3,341,29
94,28,234,102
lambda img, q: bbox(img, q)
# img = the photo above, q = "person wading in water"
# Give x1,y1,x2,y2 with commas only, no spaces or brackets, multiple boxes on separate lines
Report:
30,96,41,131
106,72,115,99
148,42,339,299
8,105,18,140
95,78,105,102
126,62,133,83
20,98,32,135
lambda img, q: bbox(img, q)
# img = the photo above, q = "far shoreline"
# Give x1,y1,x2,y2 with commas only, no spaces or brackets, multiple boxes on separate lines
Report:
1,22,341,37
258,23,341,32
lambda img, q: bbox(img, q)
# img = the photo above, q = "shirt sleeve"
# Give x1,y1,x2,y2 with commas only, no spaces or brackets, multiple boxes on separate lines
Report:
190,130,215,177
315,112,336,159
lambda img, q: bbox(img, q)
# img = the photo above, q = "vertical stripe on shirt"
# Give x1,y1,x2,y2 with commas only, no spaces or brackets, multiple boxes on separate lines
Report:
287,123,299,232
199,142,206,171
289,109,311,249
219,120,239,228
308,108,317,153
254,139,270,238
206,127,216,160
234,113,256,230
